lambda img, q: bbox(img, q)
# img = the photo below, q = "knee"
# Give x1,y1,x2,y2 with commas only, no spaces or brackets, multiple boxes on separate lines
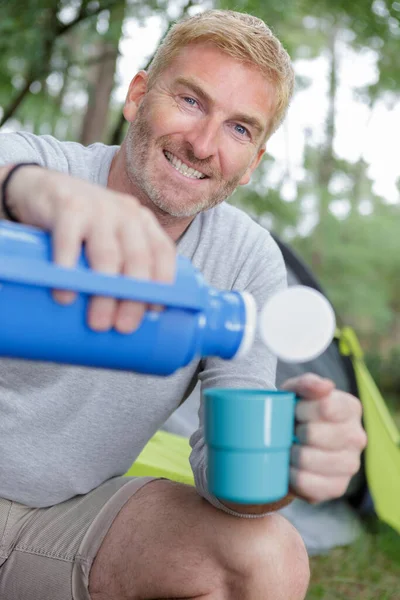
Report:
215,513,310,600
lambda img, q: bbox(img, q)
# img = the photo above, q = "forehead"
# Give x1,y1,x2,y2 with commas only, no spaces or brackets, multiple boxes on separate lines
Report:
161,43,276,131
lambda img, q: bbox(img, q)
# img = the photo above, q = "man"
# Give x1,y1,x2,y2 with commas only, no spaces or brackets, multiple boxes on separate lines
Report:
0,10,366,600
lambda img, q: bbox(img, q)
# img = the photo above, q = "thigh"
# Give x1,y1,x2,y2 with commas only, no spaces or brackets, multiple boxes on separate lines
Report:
0,476,154,600
89,480,226,600
88,479,294,600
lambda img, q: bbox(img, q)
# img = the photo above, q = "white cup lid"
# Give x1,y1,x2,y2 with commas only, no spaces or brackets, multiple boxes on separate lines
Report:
259,286,336,363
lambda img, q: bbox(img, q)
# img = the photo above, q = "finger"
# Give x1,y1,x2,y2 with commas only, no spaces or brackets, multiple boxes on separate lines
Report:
296,420,368,451
114,220,153,334
291,444,361,477
281,373,335,400
51,207,88,304
295,390,363,423
290,466,350,504
142,208,176,312
142,207,176,285
85,226,122,332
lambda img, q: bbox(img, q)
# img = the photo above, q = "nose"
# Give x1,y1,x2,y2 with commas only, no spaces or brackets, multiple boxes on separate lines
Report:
185,117,220,161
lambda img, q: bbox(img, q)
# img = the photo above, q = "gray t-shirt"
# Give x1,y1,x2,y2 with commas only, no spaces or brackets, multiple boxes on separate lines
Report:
0,132,287,508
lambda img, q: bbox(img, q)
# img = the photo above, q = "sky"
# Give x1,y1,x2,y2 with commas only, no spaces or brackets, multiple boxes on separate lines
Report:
115,14,400,208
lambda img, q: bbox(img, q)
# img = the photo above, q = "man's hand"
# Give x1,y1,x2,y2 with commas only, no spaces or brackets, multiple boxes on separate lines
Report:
2,165,176,333
282,373,367,504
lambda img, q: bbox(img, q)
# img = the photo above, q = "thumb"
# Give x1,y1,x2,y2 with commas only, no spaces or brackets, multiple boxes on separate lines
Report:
281,372,335,400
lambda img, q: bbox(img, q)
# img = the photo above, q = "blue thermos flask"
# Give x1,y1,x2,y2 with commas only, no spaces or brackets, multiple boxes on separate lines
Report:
0,221,256,375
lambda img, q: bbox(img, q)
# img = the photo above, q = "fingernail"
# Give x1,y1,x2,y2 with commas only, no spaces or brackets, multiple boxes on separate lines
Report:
115,316,139,334
53,290,76,305
89,314,111,332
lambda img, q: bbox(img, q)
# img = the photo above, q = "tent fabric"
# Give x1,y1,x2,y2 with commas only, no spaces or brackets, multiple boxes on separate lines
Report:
338,326,400,534
125,430,194,486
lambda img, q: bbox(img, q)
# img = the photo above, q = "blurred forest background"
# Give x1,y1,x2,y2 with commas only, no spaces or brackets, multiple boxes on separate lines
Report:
0,0,399,400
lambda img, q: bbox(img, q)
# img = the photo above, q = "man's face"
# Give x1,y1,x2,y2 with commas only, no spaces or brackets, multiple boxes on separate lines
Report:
123,43,276,218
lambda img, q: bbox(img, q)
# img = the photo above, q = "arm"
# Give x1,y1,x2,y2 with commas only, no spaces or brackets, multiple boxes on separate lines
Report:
189,230,367,517
189,230,292,516
0,135,176,334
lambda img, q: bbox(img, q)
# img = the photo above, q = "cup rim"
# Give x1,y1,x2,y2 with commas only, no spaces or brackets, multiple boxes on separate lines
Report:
203,388,295,399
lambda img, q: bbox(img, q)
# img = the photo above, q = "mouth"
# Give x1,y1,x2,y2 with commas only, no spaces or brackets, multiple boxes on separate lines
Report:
163,150,208,180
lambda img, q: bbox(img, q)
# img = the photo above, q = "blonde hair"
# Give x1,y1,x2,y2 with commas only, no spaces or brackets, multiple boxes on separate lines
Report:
147,9,295,139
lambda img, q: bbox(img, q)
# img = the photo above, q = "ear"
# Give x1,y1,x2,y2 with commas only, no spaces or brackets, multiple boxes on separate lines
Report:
238,146,265,186
123,71,148,122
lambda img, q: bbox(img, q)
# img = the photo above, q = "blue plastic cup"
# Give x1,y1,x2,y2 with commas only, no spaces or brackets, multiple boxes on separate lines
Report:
204,389,297,504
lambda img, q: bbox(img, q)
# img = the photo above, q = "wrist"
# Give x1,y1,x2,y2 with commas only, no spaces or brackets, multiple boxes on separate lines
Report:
1,163,43,223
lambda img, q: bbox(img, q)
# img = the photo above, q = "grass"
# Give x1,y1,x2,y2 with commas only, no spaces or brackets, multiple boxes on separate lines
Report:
307,401,400,599
306,518,400,599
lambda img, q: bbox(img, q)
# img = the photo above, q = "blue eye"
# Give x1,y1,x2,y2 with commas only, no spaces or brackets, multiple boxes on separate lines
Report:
234,124,248,136
184,97,197,106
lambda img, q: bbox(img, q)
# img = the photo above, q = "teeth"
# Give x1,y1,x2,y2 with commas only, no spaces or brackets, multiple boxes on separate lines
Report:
164,151,206,179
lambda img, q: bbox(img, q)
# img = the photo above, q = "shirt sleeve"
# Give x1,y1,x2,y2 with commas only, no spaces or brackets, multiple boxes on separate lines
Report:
189,231,288,517
0,131,63,169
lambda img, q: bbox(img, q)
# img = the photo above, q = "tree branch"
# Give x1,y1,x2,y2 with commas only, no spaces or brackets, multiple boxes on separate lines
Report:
56,0,124,37
0,78,35,127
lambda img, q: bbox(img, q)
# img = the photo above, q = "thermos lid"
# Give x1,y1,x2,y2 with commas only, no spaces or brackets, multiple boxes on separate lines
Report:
234,291,257,358
259,286,336,363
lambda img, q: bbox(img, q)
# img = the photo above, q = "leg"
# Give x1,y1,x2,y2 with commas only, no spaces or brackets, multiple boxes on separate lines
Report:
89,480,310,600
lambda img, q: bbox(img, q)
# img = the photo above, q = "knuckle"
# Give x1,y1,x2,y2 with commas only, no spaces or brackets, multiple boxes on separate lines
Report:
359,429,368,449
319,396,334,420
348,425,367,449
349,394,363,418
59,192,84,214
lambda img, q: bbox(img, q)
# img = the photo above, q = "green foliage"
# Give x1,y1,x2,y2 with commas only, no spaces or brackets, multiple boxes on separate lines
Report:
365,346,400,399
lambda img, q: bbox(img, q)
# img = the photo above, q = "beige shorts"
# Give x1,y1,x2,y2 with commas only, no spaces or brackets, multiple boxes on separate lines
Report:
0,476,156,600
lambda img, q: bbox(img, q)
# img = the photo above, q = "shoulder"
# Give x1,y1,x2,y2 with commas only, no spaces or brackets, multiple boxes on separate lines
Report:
185,202,286,294
205,202,283,267
0,131,118,185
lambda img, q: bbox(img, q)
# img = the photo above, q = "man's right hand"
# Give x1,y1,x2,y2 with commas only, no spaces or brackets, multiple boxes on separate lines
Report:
0,164,176,333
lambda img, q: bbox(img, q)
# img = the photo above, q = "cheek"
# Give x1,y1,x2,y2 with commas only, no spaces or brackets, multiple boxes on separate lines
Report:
148,101,192,137
220,148,254,179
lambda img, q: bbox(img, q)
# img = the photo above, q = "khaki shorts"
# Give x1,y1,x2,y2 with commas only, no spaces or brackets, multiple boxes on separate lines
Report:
0,476,156,600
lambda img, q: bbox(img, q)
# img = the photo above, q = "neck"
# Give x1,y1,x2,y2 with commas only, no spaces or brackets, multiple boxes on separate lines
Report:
107,144,195,242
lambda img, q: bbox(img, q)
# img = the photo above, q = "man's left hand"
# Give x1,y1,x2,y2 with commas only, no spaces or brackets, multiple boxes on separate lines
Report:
282,373,368,504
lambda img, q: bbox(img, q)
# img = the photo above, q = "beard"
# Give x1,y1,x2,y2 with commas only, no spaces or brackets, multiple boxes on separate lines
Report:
124,101,247,218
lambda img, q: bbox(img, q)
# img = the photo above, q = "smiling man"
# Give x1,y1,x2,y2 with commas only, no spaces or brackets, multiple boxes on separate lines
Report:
0,10,366,600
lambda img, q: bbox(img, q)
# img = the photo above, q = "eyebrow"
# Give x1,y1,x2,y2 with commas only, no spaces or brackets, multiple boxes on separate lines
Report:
174,76,266,138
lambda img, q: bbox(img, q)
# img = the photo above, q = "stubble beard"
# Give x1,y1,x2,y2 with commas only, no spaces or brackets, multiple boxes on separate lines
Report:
124,103,245,218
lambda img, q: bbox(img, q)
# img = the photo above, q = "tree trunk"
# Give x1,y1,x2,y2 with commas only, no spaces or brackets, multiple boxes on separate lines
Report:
80,41,119,145
311,25,339,275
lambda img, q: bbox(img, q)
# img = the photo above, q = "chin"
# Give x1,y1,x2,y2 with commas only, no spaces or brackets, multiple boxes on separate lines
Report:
151,195,210,219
